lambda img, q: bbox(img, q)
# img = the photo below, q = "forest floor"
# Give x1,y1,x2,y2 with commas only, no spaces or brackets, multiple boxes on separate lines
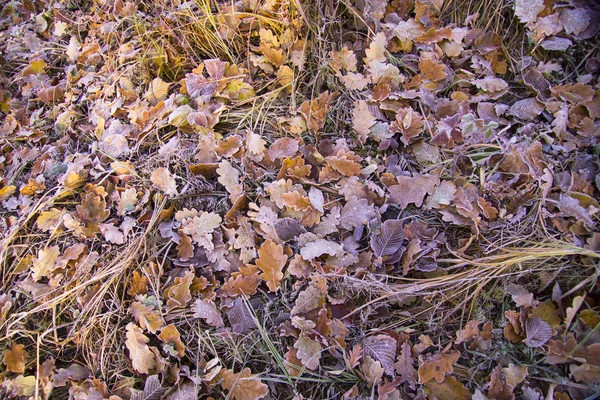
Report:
1,0,600,399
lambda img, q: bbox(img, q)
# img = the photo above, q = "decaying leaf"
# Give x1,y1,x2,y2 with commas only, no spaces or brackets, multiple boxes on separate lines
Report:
192,299,225,327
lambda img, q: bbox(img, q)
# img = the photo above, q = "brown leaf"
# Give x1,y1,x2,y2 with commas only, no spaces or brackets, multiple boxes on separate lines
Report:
360,355,384,388
164,270,194,311
388,173,440,208
127,271,148,296
508,98,544,120
395,341,418,384
125,323,156,374
425,375,472,400
151,167,178,196
255,239,287,292
340,196,377,230
293,333,321,370
268,138,299,161
228,297,256,334
3,344,27,374
158,324,186,358
221,368,269,400
523,316,552,348
363,334,397,376
352,100,376,144
419,58,447,82
418,350,461,384
371,219,405,258
298,91,338,131
552,82,595,104
131,301,163,334
31,245,60,282
192,299,224,327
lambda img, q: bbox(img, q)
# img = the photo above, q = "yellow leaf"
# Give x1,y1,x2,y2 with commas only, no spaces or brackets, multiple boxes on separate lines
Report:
31,246,60,282
3,344,27,374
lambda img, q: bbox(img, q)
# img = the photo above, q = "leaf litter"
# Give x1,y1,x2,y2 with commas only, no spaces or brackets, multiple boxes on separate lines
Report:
0,0,600,399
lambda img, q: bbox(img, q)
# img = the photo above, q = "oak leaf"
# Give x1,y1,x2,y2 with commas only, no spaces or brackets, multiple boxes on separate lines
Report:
125,323,156,374
361,355,384,388
3,344,27,374
158,324,186,358
31,246,60,282
255,239,287,292
388,173,440,208
151,168,177,196
418,350,461,384
221,368,269,400
352,100,376,144
294,333,321,370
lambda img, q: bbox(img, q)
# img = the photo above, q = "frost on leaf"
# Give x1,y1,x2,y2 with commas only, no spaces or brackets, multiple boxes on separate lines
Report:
370,219,404,258
151,168,177,196
228,298,256,334
255,239,287,292
31,246,60,282
221,368,269,400
388,172,440,208
362,334,397,375
294,333,322,370
339,196,377,230
125,323,156,374
300,239,344,260
192,299,224,327
523,317,552,348
514,0,545,24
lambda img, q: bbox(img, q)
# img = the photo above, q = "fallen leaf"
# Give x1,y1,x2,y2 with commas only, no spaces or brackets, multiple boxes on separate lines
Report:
151,168,178,196
125,323,156,374
3,344,27,374
360,355,384,388
523,317,552,348
294,333,322,370
221,368,269,400
363,334,397,375
371,219,405,258
192,299,225,327
418,351,461,384
255,239,287,292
